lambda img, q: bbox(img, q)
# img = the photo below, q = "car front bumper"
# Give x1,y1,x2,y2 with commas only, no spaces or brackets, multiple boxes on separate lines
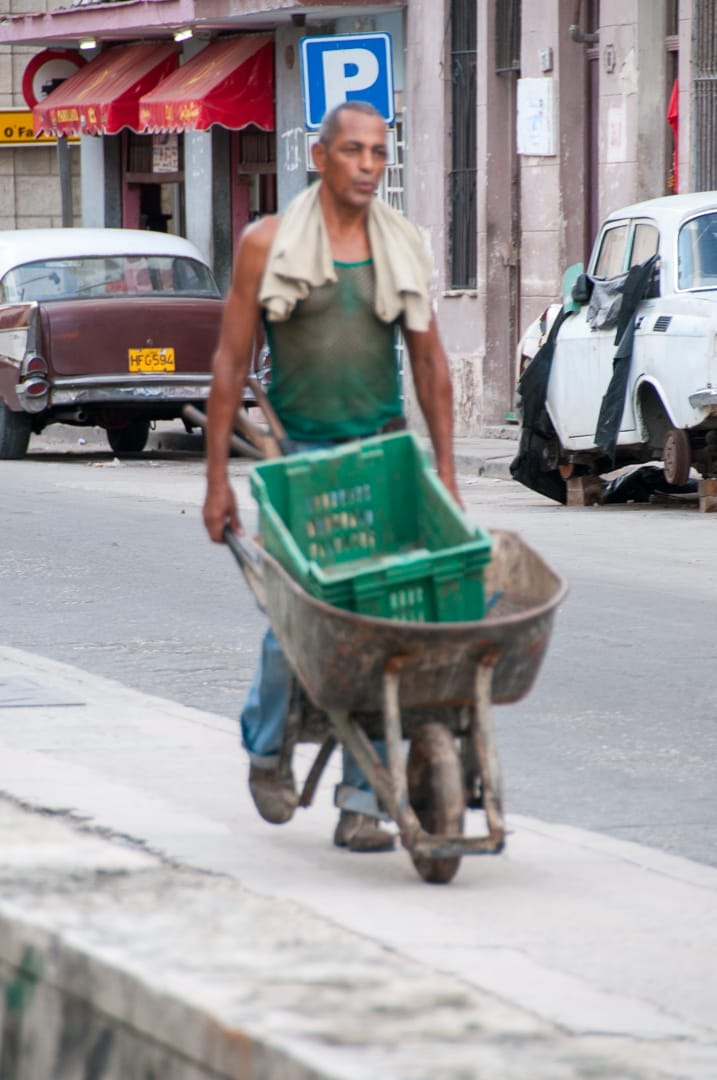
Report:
688,388,717,413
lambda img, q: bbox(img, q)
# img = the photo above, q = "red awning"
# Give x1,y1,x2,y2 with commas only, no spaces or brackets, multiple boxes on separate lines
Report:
139,35,274,133
34,42,178,137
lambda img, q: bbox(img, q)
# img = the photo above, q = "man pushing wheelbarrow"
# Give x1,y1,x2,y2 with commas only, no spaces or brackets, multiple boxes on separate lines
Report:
202,102,566,882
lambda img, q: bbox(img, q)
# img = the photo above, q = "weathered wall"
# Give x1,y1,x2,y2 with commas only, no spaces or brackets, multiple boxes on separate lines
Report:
517,0,690,349
405,0,485,437
0,143,81,229
677,0,693,193
599,0,668,218
519,0,587,341
478,0,520,427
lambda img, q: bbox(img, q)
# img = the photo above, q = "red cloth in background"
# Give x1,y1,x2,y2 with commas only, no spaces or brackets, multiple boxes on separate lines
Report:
667,78,679,192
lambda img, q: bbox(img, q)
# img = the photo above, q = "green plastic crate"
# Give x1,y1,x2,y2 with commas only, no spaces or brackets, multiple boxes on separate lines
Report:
250,432,492,622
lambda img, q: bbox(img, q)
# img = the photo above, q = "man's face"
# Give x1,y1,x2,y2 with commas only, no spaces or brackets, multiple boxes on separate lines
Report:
312,110,388,208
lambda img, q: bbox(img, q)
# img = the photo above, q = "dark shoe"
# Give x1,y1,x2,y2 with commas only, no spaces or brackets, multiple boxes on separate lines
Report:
249,764,297,824
333,811,395,853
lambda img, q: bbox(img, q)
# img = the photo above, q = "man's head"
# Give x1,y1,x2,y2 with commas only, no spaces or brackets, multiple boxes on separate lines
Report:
312,101,388,210
318,100,384,147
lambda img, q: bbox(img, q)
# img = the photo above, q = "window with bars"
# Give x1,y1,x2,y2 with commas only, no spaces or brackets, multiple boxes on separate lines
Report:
495,0,521,73
449,0,477,289
694,0,717,191
238,128,275,167
377,117,405,213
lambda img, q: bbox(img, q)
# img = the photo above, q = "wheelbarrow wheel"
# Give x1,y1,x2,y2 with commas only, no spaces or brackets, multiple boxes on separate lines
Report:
407,723,465,884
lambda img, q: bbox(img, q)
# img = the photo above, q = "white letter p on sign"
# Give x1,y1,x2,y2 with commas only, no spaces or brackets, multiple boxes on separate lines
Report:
321,48,380,112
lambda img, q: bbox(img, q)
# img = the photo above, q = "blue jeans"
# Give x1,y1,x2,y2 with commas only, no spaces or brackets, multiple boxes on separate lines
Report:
240,436,386,818
240,627,386,816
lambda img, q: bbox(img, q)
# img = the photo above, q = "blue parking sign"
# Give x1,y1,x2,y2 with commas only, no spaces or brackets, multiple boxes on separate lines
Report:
300,33,395,131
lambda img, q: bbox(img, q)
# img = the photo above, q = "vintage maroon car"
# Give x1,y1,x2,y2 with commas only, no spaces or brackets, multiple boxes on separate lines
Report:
0,228,225,458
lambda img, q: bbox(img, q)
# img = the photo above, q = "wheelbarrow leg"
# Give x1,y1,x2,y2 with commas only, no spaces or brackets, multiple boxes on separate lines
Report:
279,680,338,809
298,735,336,808
276,677,303,783
471,660,506,848
326,708,405,828
382,662,423,847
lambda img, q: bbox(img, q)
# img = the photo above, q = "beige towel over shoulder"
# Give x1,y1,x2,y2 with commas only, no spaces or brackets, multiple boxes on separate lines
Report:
258,182,433,332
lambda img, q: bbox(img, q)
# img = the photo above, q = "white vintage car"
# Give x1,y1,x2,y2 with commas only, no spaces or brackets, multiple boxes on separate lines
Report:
516,192,717,489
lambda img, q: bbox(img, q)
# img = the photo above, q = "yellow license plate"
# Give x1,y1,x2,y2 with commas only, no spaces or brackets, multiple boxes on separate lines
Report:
128,347,175,373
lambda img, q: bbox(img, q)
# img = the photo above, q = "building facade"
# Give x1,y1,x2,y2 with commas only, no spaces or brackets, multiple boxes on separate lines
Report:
0,0,712,435
0,0,82,229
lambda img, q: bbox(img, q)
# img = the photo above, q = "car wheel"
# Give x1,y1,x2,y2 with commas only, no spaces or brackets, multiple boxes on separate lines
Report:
663,427,691,486
106,419,150,455
0,403,32,460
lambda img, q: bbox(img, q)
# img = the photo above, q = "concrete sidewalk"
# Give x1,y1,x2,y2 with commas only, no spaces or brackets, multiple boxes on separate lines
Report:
150,424,519,480
450,432,517,480
32,417,520,481
0,645,715,1078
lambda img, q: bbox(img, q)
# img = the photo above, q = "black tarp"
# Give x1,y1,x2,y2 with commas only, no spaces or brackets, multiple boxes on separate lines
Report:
594,254,660,463
510,306,572,504
600,464,697,504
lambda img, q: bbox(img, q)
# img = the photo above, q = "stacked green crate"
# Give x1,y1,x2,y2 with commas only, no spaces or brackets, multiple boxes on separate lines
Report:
250,432,492,622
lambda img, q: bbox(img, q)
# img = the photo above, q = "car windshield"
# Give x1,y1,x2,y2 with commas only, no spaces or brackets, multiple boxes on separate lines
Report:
677,212,717,290
0,254,220,302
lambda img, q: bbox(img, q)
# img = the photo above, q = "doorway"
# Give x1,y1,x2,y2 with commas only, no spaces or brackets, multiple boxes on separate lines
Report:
123,132,185,235
232,126,277,247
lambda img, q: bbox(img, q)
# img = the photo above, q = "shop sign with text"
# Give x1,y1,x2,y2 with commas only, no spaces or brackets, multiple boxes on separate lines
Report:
0,110,66,146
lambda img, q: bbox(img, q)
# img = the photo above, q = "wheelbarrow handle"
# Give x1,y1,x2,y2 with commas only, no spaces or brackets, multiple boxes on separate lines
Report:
223,526,266,611
182,403,265,461
223,524,257,561
247,377,297,456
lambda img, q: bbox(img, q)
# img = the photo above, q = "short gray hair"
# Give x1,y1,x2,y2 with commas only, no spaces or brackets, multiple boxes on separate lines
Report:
318,101,385,146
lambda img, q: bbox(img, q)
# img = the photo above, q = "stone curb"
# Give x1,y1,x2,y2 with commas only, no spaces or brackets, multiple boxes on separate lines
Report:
453,451,514,480
1,798,712,1080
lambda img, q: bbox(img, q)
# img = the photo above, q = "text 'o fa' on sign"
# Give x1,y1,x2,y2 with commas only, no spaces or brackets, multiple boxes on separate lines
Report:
0,110,71,146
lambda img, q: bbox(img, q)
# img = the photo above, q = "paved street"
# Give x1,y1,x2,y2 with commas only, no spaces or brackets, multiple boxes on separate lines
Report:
1,429,716,1076
3,425,716,864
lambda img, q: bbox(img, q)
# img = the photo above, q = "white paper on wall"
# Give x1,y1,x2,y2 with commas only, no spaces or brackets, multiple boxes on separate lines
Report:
517,77,556,157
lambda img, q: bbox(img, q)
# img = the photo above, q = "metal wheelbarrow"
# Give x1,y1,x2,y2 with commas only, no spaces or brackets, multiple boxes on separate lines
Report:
225,525,567,884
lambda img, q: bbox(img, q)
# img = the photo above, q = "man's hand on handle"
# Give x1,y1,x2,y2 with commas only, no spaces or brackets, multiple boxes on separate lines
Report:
439,467,464,510
203,479,241,542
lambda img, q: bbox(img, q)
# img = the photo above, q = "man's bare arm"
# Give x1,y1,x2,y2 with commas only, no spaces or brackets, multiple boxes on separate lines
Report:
403,317,461,505
203,216,278,541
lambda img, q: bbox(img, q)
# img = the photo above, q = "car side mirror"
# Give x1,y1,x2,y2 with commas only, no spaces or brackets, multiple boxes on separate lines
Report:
561,262,584,313
571,273,593,305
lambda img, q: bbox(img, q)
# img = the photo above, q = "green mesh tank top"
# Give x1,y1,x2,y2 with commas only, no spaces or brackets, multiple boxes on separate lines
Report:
265,259,402,442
